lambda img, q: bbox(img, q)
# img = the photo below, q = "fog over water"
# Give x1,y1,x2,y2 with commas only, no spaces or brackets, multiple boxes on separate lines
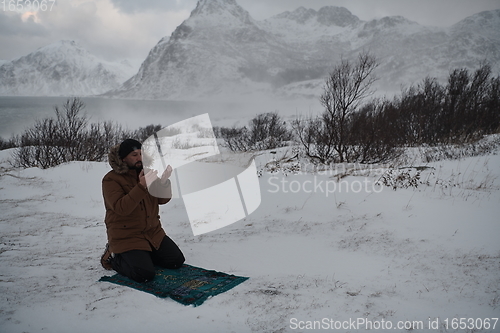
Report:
0,96,322,139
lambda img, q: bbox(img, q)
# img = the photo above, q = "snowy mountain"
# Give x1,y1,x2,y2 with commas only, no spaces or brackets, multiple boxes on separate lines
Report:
108,0,286,99
446,10,500,69
107,0,500,100
2,1,498,99
262,6,362,42
0,40,135,97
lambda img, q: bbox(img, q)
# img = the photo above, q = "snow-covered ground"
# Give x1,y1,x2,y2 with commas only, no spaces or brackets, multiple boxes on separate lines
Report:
1,145,499,332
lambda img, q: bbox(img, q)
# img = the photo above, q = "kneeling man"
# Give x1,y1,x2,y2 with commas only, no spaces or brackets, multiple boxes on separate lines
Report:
100,139,185,282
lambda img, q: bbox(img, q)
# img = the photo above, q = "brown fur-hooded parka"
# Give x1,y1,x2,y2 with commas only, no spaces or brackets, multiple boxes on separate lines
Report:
102,144,172,254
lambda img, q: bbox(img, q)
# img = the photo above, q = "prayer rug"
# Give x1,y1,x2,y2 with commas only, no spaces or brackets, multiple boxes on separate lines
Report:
99,264,249,307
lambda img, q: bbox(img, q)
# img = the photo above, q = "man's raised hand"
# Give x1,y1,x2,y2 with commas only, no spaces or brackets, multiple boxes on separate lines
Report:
139,169,159,188
161,165,173,184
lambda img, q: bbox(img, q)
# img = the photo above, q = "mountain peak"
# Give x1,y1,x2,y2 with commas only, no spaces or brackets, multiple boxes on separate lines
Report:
26,40,91,64
108,5,500,100
316,6,360,27
190,0,251,22
452,9,500,36
37,40,83,53
274,7,317,24
272,6,360,27
454,9,500,25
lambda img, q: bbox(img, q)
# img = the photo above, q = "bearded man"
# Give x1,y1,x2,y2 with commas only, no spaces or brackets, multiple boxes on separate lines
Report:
100,139,185,282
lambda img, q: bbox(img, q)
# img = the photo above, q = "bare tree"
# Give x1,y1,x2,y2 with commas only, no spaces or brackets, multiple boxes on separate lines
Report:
54,98,89,161
294,51,379,163
320,51,379,162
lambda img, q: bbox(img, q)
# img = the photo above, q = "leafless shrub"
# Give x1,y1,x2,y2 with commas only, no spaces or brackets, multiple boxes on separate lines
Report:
391,63,500,146
294,60,500,165
12,98,129,168
0,135,19,150
131,124,162,142
217,126,250,152
291,115,336,164
420,134,500,162
377,169,421,190
292,52,401,164
218,112,293,152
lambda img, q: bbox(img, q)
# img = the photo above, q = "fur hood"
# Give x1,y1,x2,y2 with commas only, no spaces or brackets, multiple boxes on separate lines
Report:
108,144,129,174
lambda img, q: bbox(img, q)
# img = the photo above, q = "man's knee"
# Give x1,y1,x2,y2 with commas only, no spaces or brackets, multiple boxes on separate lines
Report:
158,251,185,269
171,252,185,269
112,251,155,282
155,236,185,269
129,266,156,282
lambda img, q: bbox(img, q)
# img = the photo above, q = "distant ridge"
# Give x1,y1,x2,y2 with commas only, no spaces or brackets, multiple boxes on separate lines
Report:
2,0,499,99
106,0,500,100
0,40,135,97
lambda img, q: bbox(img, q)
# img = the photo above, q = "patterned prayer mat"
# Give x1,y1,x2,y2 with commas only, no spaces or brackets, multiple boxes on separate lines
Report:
99,264,249,307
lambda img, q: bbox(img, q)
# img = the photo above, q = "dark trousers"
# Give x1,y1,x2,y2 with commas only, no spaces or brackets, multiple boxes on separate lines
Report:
111,235,185,283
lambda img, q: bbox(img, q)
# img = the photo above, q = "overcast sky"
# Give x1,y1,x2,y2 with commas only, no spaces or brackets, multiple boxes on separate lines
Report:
0,0,499,65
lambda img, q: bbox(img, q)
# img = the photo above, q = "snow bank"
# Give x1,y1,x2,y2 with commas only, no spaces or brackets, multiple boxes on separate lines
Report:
1,148,499,332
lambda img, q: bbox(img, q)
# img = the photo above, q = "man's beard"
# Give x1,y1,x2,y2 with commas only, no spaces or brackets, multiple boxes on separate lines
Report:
129,161,143,171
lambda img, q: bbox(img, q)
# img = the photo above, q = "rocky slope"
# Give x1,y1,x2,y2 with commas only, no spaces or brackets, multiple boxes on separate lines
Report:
108,0,500,99
0,40,135,96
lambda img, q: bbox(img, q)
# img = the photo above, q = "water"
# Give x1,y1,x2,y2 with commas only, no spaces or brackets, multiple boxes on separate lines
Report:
0,96,212,139
0,96,320,139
